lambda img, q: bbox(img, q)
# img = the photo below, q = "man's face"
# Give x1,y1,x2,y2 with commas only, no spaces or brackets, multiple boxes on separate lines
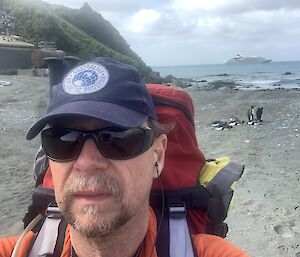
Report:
48,117,167,238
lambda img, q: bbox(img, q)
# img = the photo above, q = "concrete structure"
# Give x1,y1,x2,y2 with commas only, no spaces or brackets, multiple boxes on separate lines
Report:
0,37,34,70
0,37,65,70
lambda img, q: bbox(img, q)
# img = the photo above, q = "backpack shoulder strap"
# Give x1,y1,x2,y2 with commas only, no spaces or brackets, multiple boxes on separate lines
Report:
28,205,67,257
155,204,196,257
168,204,196,257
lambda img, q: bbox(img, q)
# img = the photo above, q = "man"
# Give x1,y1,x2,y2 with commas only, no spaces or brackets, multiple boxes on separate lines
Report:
0,57,249,257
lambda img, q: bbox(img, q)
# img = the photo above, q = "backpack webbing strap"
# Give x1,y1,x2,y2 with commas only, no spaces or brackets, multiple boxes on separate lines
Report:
169,205,195,257
155,203,196,257
29,218,61,256
155,209,170,257
52,219,68,257
29,206,64,257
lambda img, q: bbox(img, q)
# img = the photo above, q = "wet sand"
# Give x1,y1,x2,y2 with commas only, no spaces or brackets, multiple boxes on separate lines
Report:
0,74,300,256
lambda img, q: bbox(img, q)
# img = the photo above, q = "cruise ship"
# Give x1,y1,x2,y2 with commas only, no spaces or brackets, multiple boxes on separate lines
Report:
225,54,272,64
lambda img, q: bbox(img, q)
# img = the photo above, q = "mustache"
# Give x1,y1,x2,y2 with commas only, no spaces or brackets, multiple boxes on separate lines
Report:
63,173,121,198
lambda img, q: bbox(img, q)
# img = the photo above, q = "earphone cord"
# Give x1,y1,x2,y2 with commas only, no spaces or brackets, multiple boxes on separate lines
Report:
149,168,165,257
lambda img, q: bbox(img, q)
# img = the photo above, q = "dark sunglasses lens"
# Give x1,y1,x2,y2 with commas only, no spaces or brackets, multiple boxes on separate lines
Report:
98,128,154,159
41,129,82,161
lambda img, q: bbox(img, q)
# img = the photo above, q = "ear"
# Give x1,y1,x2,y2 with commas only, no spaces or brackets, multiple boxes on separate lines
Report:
152,134,167,178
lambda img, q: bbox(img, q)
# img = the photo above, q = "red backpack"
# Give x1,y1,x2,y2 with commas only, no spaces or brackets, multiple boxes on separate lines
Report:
146,84,244,256
149,83,209,235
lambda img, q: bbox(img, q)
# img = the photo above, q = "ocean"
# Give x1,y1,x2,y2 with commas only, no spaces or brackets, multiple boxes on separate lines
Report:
152,61,300,90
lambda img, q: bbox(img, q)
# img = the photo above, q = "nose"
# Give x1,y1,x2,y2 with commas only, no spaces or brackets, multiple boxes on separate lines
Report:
73,138,109,172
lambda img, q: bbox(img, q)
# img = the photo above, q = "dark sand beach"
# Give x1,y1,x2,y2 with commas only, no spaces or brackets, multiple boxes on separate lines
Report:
0,74,300,256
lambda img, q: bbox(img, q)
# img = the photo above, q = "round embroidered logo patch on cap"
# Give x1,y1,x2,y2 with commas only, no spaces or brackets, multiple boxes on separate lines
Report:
63,62,109,95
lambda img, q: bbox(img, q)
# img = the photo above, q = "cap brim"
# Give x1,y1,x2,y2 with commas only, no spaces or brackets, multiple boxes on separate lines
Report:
26,101,149,140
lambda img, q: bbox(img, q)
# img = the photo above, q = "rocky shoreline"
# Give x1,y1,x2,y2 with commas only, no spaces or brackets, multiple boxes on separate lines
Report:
144,70,300,91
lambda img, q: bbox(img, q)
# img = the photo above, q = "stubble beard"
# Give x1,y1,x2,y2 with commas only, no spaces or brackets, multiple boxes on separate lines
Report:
59,173,131,239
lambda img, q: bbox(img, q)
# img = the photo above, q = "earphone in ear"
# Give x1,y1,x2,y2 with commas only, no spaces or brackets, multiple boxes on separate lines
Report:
154,161,160,177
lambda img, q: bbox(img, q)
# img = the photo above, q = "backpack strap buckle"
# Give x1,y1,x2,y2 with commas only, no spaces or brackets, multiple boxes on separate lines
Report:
168,202,187,219
46,203,62,219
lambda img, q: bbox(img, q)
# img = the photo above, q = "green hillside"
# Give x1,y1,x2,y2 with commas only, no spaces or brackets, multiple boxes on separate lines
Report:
0,0,151,76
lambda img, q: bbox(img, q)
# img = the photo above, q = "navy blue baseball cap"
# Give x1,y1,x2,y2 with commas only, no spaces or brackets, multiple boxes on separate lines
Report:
26,57,157,140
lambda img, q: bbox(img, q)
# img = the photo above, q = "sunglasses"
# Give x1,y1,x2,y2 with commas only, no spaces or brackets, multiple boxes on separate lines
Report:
41,126,154,162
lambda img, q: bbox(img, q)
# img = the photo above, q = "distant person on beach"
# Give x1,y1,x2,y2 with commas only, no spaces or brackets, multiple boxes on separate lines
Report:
0,57,249,257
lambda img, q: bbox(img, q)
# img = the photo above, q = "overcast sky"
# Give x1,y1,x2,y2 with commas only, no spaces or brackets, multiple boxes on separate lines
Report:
44,0,300,66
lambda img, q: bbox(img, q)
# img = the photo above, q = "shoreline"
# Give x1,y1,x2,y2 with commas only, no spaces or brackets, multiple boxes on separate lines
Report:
153,60,300,91
170,77,300,91
0,75,300,256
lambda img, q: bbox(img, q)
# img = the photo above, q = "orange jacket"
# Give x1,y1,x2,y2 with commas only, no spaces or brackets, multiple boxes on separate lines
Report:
0,209,249,257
